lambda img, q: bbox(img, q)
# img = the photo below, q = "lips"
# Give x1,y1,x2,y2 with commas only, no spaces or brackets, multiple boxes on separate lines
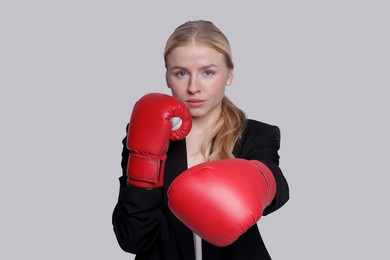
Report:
186,99,205,108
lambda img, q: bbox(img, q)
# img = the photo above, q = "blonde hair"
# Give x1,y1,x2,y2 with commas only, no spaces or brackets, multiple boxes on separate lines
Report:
164,20,247,161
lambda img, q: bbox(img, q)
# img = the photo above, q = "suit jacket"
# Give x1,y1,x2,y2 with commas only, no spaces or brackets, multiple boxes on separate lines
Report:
112,119,289,259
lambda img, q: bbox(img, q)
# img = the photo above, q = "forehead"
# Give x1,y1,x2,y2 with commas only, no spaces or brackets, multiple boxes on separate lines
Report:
166,43,226,68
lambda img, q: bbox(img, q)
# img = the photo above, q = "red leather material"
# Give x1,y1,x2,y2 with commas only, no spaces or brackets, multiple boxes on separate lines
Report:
168,158,276,247
126,93,192,188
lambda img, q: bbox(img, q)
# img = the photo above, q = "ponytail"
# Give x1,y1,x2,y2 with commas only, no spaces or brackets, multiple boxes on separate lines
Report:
201,96,247,161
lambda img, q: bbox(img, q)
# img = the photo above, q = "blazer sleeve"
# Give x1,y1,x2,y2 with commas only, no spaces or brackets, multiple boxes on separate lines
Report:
237,120,290,216
112,126,163,254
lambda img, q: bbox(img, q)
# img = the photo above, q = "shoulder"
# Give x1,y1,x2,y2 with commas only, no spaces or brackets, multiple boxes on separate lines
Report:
233,119,281,159
243,119,281,140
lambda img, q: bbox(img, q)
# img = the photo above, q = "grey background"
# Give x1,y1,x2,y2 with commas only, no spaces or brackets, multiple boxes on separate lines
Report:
1,0,389,259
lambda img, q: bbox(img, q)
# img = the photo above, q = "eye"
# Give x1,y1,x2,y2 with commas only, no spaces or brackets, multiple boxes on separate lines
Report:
203,69,215,77
176,70,188,78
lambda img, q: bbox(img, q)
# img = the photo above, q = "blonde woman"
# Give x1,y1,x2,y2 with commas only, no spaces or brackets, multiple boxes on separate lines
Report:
113,20,289,259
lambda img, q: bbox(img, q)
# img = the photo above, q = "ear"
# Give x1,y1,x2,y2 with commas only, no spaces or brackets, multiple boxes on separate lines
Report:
226,69,234,86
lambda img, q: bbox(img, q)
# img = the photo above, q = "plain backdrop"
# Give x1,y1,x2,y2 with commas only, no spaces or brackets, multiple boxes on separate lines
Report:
1,1,389,259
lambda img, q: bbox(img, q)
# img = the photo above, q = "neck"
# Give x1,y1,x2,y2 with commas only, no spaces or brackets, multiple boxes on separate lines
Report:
185,114,219,165
189,114,218,138
185,126,211,168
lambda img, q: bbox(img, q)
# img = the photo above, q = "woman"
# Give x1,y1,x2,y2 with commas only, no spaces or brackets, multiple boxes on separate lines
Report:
113,20,289,259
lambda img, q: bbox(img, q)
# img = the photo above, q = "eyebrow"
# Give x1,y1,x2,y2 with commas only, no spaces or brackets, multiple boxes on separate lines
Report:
169,64,219,70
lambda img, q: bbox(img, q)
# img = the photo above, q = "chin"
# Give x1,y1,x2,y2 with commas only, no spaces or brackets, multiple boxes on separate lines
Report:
189,111,204,118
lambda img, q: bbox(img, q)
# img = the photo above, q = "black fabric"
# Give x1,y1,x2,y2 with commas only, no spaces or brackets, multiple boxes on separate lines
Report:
112,119,289,259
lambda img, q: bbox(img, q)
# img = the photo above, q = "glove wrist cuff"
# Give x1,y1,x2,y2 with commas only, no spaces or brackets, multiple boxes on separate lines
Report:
251,160,277,205
127,153,166,188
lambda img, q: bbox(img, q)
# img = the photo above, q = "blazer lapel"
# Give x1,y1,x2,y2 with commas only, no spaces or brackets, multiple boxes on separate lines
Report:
163,139,195,259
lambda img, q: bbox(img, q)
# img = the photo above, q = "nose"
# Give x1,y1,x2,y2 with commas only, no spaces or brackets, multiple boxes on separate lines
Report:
187,75,200,94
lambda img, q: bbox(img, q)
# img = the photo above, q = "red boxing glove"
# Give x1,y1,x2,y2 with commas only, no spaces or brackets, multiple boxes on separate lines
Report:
167,158,276,247
127,93,192,188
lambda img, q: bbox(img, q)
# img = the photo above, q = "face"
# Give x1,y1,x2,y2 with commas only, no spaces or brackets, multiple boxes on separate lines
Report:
165,43,234,121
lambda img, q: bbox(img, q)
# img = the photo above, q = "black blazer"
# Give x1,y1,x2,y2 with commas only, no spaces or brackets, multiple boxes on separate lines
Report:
112,119,289,259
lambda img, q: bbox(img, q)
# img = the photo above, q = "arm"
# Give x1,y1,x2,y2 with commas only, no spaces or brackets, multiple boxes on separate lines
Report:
112,93,192,253
239,121,289,215
112,136,163,254
167,121,289,247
